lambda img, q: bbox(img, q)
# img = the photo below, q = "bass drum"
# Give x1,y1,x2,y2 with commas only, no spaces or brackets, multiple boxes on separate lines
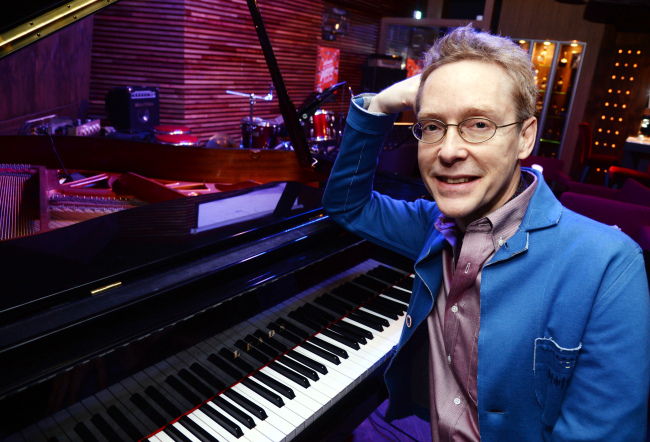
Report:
155,134,200,146
240,117,278,149
305,110,335,141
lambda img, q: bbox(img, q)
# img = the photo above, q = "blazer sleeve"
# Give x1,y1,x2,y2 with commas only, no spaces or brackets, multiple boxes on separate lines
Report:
322,95,440,262
553,245,650,441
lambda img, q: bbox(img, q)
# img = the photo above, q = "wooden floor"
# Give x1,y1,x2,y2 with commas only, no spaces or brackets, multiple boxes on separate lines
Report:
346,399,431,442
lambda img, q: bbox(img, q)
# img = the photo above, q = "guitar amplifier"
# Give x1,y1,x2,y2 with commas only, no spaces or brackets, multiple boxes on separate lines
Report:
105,86,160,132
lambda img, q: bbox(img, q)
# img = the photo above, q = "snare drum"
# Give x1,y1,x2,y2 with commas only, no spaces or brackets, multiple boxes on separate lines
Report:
155,134,200,146
306,110,335,141
240,117,278,149
154,124,192,135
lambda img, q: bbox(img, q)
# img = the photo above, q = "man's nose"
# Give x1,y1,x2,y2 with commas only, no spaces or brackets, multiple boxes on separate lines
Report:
437,127,469,163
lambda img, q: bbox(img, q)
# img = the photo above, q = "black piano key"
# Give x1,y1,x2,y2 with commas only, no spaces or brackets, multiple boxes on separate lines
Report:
322,293,355,311
368,265,408,284
208,353,246,380
241,379,285,407
287,350,328,374
329,323,367,345
179,368,214,399
314,295,347,315
212,395,256,429
382,287,412,303
336,319,374,339
254,329,288,353
347,312,384,331
301,341,341,364
190,362,227,392
179,415,220,442
274,318,310,339
244,334,279,358
279,355,319,381
90,413,123,442
287,311,321,332
309,336,349,358
295,306,328,327
145,386,182,418
394,276,414,291
107,405,144,441
352,309,390,327
355,274,389,291
73,422,98,442
371,296,406,314
268,361,311,388
166,375,202,405
332,283,371,304
198,404,244,438
223,390,267,420
164,424,192,442
252,370,297,398
131,393,168,427
218,348,256,374
304,303,336,323
362,302,399,320
320,329,360,350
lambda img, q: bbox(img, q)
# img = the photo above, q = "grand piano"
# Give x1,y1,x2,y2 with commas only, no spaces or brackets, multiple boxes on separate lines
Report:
0,1,426,441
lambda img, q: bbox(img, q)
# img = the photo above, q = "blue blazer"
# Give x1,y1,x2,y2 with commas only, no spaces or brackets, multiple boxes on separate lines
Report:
323,97,650,441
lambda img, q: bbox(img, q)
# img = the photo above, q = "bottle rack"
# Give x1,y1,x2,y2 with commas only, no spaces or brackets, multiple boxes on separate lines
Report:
516,39,586,158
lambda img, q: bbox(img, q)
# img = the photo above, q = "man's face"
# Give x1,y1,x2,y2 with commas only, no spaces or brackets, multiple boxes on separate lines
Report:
417,60,537,231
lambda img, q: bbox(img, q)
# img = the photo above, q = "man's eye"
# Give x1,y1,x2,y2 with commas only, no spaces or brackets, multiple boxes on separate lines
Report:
423,123,442,132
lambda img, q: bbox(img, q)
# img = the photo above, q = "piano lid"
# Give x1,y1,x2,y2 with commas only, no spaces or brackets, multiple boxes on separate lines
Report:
0,181,326,327
0,0,121,59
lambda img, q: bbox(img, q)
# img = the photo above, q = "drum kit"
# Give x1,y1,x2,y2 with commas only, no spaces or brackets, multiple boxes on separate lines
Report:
227,82,347,153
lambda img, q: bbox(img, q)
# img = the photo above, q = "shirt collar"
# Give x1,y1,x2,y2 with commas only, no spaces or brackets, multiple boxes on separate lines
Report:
434,171,538,250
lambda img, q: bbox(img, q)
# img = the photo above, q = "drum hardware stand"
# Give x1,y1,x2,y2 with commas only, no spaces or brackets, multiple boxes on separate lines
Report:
226,85,274,148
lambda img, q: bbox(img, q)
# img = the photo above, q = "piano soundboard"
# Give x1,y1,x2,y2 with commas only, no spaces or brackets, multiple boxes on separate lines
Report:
5,259,414,442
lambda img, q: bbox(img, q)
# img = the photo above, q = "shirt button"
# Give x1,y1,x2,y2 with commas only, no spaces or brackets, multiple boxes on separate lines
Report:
451,304,458,313
405,315,412,328
447,355,451,364
454,397,461,405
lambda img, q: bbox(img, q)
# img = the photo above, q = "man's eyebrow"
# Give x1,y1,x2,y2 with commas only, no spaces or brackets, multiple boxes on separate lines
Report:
418,107,500,121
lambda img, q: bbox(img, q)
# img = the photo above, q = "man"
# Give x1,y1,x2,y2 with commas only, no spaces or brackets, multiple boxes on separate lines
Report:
322,26,649,440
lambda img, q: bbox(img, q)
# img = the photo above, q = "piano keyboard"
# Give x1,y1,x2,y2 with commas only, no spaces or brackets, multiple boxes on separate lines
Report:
7,259,414,442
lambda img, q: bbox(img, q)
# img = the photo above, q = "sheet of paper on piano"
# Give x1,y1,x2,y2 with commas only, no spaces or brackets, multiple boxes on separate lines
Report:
193,182,303,234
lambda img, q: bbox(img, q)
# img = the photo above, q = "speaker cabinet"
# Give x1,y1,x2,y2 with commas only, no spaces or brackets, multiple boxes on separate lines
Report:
105,86,160,132
361,66,407,94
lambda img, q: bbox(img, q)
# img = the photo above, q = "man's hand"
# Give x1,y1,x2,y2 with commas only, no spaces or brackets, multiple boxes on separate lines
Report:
367,74,421,115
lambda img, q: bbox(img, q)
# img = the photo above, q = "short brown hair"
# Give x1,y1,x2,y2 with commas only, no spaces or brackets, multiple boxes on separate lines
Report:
415,25,537,124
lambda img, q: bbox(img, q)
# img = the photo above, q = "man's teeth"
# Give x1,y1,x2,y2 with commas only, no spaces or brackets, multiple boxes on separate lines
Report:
444,177,472,184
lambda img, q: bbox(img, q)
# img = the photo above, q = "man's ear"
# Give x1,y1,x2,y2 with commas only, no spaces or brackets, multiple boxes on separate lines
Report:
517,117,537,160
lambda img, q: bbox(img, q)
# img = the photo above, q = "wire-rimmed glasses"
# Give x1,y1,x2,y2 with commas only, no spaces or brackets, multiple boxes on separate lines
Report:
412,117,523,144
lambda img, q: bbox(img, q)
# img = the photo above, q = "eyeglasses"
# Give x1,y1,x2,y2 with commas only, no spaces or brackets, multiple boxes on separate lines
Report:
412,117,524,144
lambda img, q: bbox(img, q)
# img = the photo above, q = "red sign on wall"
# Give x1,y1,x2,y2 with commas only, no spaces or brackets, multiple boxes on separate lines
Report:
315,46,340,92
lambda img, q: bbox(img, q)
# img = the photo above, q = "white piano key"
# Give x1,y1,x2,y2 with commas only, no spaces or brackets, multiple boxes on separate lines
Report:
19,425,47,442
153,430,175,442
258,366,324,417
171,421,203,442
50,409,83,442
36,416,72,442
202,400,273,442
188,410,237,442
217,393,287,442
231,383,299,438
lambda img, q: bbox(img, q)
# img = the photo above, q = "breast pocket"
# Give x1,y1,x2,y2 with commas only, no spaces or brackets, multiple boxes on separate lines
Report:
534,338,581,426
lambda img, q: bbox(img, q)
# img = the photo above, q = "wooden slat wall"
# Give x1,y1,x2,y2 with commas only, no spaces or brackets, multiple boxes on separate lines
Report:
88,0,399,144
